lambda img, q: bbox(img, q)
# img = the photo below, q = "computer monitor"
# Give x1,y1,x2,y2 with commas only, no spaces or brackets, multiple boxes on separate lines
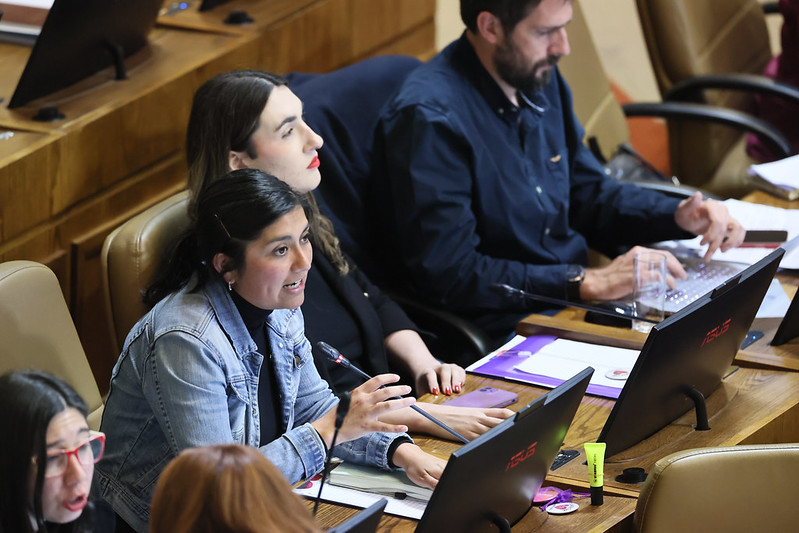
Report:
327,498,386,533
770,283,799,346
8,0,163,109
415,367,594,533
199,0,232,11
598,247,784,458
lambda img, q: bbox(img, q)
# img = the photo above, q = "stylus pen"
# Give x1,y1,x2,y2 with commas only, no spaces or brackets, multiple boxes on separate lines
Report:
316,341,470,444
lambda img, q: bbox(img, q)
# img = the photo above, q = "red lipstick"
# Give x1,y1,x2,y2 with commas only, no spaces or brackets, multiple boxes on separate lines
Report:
307,155,320,169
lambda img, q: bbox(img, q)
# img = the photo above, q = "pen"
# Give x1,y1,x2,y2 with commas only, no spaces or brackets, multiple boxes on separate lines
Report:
316,342,470,444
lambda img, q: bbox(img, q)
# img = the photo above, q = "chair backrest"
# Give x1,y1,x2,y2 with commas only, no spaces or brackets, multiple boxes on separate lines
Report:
0,261,105,430
634,443,799,532
288,55,493,360
559,0,630,163
636,0,773,186
101,191,190,355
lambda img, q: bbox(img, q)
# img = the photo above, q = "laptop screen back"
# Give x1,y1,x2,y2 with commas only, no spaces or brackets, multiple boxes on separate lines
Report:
415,367,593,533
598,248,784,458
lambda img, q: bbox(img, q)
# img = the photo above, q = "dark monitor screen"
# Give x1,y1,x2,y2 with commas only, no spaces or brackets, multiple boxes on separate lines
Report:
199,0,232,12
327,498,386,533
771,276,799,346
8,0,163,109
598,248,784,458
415,367,593,533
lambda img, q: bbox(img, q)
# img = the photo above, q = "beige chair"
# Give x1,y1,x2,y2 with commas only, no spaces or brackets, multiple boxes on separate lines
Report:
635,0,799,197
562,0,791,200
0,260,105,430
634,443,799,532
101,190,190,355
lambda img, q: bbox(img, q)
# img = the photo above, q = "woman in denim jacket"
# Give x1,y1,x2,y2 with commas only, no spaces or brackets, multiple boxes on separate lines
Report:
95,170,445,533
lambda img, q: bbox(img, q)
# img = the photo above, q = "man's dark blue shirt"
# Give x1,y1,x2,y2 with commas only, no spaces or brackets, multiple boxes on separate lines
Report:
372,35,687,339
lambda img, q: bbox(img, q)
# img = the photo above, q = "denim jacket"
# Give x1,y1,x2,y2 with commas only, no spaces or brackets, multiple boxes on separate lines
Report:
94,278,404,532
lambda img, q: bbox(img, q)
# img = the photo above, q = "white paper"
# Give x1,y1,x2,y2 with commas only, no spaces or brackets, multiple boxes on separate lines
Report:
755,278,792,318
294,471,427,520
655,199,799,269
514,338,639,389
748,154,799,189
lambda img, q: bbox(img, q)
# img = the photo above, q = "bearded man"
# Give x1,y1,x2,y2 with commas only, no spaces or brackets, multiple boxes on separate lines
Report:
370,0,744,346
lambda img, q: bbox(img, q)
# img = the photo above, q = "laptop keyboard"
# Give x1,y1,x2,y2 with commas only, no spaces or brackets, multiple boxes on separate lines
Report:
664,257,747,314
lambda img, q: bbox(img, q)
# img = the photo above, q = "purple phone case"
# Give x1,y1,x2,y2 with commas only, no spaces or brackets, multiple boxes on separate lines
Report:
442,386,518,408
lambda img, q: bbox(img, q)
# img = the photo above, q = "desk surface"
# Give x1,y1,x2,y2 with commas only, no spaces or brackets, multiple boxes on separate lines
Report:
307,495,636,533
310,374,637,532
310,363,799,530
517,276,799,373
421,368,799,498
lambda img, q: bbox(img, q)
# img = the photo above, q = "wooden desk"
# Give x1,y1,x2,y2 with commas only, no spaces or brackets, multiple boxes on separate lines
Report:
309,362,799,529
518,282,799,373
308,375,637,532
422,369,799,499
306,495,636,533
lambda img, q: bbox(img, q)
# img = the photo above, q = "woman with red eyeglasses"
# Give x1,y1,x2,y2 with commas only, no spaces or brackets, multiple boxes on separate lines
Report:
0,370,115,533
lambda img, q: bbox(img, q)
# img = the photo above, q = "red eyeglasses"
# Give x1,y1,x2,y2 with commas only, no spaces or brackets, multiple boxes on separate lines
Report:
33,431,106,478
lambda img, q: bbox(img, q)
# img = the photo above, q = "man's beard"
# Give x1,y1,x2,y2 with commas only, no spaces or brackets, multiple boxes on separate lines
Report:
494,39,560,93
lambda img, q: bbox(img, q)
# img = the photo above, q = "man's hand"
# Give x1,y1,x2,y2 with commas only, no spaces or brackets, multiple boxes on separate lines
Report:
674,192,745,259
581,246,686,301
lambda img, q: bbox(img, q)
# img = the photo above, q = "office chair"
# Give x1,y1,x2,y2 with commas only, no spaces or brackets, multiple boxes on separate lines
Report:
635,0,799,197
0,260,105,430
634,444,799,532
562,0,792,200
288,55,494,363
101,190,190,355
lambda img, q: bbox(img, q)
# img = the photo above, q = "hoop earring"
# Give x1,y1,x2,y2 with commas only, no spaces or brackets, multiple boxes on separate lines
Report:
228,282,233,292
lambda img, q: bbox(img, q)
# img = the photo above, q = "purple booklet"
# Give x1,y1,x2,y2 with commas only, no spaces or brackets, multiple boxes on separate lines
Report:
467,335,623,399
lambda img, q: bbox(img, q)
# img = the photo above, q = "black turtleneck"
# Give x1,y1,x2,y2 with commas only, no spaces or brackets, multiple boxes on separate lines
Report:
229,290,282,446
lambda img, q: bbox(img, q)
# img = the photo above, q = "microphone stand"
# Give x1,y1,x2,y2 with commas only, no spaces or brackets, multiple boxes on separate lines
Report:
316,342,470,444
490,283,659,324
313,391,350,516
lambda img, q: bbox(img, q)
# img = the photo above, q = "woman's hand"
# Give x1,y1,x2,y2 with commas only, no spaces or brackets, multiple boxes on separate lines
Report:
312,374,415,447
413,403,513,440
415,363,466,396
384,330,466,396
390,442,446,489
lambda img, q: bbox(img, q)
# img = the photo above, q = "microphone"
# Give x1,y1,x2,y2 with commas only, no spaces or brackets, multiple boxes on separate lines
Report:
314,391,350,516
490,283,659,324
316,342,469,444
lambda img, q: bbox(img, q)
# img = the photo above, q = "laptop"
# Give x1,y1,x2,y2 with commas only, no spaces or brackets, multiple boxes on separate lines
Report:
663,232,797,314
664,256,746,314
327,498,387,533
598,247,784,458
414,367,594,533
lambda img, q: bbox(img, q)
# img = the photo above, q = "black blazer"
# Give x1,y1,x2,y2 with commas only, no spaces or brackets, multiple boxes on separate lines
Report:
302,251,417,394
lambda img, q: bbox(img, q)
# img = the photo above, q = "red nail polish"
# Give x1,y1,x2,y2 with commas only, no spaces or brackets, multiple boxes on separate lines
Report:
454,384,461,392
445,387,452,395
432,388,439,395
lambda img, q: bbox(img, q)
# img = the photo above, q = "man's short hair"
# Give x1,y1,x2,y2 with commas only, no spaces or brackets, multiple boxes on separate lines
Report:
460,0,544,34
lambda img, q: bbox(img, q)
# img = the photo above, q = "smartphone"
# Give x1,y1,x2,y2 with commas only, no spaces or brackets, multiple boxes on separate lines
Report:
442,386,518,408
740,230,789,248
